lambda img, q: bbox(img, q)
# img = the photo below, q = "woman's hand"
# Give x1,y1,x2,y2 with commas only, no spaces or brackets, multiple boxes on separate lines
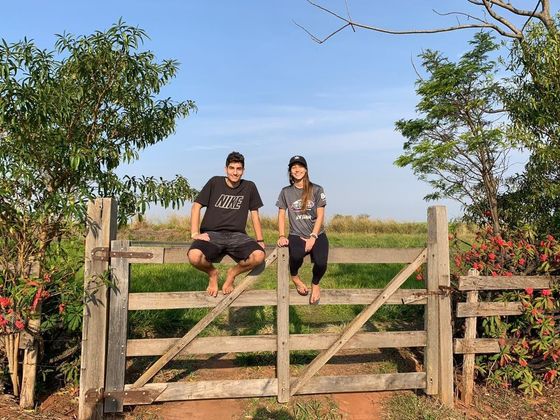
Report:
277,235,289,247
304,236,316,252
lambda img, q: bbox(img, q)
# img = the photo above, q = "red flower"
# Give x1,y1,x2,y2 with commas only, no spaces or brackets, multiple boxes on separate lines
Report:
488,253,496,261
540,254,548,262
0,315,7,327
547,235,555,242
0,296,11,308
519,358,528,367
43,273,52,283
416,274,423,281
518,258,526,266
544,369,558,383
541,289,552,297
525,288,534,296
491,271,498,277
14,319,25,330
58,304,66,314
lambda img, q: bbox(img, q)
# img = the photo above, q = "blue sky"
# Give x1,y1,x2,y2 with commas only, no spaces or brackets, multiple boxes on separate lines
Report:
3,1,527,221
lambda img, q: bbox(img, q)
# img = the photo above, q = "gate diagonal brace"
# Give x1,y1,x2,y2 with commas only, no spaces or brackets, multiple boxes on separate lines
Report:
84,387,164,406
91,247,153,262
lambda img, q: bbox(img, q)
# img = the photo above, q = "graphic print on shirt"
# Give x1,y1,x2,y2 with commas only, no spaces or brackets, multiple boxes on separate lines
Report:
215,194,244,210
291,199,314,220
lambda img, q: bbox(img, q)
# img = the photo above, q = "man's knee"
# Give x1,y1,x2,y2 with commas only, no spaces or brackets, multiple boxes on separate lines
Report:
248,249,265,265
188,249,205,266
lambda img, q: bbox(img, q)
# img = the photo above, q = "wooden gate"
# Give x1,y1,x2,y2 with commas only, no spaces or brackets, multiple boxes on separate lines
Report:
78,200,453,420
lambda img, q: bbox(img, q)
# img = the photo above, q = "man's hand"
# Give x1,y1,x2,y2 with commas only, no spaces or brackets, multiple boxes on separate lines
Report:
192,233,210,241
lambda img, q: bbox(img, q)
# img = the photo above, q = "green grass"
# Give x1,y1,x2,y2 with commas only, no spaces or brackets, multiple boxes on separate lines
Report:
382,393,467,420
127,228,427,340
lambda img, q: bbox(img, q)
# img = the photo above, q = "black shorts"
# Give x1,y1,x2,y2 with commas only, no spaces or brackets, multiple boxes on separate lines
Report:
188,231,264,263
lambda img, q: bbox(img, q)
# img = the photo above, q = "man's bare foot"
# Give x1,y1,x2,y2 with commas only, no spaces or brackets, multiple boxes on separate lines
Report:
292,275,309,296
309,284,320,305
206,269,219,297
222,268,236,294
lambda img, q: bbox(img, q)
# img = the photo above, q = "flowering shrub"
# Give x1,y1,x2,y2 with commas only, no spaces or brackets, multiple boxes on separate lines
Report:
451,226,560,395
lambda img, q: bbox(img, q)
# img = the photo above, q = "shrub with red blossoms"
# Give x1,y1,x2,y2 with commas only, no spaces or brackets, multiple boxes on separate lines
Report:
451,226,560,396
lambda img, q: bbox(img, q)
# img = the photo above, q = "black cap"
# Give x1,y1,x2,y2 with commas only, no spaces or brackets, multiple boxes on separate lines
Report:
288,155,307,169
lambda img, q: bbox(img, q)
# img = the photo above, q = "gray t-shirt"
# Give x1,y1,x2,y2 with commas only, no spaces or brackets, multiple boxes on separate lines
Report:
276,184,327,237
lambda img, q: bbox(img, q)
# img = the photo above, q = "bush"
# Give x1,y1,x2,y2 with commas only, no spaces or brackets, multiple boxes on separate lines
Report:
452,226,560,395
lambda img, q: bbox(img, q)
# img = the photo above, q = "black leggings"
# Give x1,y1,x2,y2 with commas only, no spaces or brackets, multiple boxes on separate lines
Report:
288,233,329,285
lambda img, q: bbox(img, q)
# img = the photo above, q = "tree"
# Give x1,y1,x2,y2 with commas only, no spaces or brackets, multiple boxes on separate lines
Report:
0,21,197,396
394,32,519,233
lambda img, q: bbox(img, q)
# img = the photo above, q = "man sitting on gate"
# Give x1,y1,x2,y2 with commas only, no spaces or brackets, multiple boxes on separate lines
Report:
188,151,266,297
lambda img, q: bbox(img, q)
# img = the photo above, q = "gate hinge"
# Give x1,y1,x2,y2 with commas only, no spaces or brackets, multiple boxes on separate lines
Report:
85,387,162,406
91,247,153,262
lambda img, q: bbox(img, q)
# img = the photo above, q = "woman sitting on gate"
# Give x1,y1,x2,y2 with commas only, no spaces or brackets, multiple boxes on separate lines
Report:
276,155,328,305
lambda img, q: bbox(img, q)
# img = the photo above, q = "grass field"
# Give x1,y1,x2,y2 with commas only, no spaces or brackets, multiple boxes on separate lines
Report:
123,215,432,343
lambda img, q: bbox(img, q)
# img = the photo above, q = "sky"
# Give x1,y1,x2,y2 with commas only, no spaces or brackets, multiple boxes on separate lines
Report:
2,1,531,221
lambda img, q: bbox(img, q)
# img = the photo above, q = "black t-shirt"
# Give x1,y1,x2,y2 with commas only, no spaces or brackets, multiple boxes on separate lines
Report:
195,176,263,233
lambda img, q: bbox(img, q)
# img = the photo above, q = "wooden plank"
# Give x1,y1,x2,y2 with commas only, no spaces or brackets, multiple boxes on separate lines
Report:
128,288,428,310
130,249,278,389
295,372,426,395
122,373,426,403
458,275,555,291
79,198,117,420
126,246,426,264
454,338,508,354
276,247,290,403
430,206,454,408
461,290,478,406
127,331,427,356
289,248,427,396
104,240,131,413
456,302,523,317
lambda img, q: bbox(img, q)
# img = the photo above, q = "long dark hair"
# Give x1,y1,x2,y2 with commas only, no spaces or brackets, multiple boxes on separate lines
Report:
289,170,313,213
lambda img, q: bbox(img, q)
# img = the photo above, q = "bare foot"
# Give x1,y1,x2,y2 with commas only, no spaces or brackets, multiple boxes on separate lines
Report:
291,275,309,296
309,284,320,305
222,267,236,294
206,269,219,297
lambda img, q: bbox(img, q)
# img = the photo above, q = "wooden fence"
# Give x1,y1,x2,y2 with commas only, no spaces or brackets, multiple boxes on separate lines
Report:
78,199,454,420
454,273,559,405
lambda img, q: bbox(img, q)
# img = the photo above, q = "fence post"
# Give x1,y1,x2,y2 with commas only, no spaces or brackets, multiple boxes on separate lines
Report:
276,247,290,403
461,268,479,405
79,198,118,420
19,265,40,409
104,240,131,413
428,206,454,407
425,209,440,396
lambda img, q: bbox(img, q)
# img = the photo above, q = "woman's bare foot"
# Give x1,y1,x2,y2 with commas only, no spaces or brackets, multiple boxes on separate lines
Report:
309,284,320,305
207,269,219,297
292,275,309,296
222,267,236,294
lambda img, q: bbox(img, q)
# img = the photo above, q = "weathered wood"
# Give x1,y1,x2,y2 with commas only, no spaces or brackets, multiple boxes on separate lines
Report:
127,331,427,356
128,288,428,310
461,290,479,406
104,240,131,413
276,247,290,403
454,338,508,354
289,248,427,396
126,246,425,264
79,198,117,420
430,206,454,408
122,373,426,403
424,208,439,396
458,275,555,291
456,302,523,317
19,265,41,409
131,249,278,389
